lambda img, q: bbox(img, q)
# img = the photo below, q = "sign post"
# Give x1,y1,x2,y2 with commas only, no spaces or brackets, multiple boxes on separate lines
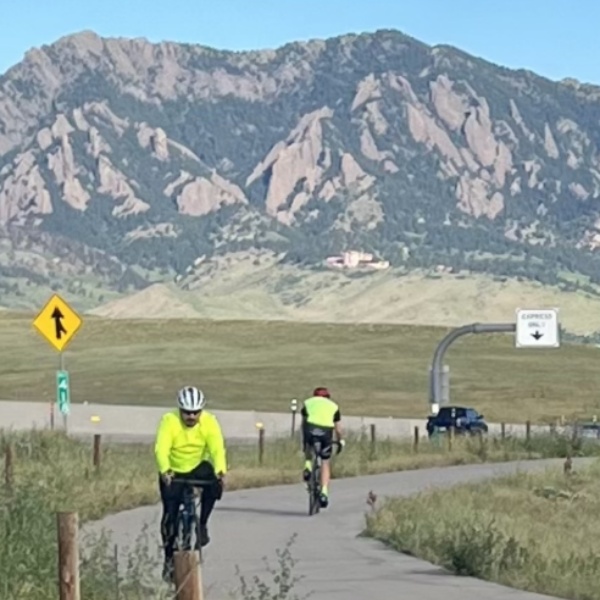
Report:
515,308,560,348
32,294,83,432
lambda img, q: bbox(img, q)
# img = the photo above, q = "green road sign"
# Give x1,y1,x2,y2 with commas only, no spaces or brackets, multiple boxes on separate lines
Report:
56,370,70,415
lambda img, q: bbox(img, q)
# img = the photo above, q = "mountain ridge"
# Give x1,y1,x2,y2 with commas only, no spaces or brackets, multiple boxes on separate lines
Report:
1,28,600,332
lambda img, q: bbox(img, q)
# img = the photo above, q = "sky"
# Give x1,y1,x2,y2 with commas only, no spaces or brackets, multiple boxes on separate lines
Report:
0,0,598,84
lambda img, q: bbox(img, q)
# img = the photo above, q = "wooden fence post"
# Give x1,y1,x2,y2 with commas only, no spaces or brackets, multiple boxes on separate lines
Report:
413,426,419,452
258,426,265,465
174,550,203,599
369,424,376,456
93,434,101,470
4,444,13,490
501,422,506,440
57,512,80,600
526,420,532,458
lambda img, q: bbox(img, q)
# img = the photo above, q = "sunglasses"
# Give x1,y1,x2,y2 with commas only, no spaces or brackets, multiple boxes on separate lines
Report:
180,409,201,416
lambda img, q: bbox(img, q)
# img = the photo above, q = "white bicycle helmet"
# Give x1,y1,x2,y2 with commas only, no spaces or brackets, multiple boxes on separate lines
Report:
177,386,206,411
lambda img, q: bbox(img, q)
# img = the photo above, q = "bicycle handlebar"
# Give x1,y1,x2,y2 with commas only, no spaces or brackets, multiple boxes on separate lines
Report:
171,477,219,486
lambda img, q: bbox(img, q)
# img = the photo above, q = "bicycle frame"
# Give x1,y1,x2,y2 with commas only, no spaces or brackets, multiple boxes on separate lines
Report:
170,477,214,560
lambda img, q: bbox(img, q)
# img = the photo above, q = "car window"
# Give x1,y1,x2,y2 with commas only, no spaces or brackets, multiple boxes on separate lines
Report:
466,409,479,419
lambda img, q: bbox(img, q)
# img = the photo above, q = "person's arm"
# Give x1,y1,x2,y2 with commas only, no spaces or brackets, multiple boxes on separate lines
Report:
333,409,343,442
155,414,173,476
206,415,227,477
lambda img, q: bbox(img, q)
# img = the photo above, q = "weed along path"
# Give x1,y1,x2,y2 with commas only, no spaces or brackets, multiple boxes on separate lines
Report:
87,457,591,600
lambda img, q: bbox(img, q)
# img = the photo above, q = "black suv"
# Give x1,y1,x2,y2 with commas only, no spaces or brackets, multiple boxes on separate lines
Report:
426,405,488,437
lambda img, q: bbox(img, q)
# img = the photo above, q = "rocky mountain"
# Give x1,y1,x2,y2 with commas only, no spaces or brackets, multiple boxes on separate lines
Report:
2,28,600,327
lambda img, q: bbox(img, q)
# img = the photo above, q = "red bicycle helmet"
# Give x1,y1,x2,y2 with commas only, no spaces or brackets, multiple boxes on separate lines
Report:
313,387,331,398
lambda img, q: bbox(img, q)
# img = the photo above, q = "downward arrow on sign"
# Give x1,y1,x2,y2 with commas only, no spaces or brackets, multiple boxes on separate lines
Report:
531,330,543,340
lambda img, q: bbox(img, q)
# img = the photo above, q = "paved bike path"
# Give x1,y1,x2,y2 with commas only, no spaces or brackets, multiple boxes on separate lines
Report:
88,457,587,599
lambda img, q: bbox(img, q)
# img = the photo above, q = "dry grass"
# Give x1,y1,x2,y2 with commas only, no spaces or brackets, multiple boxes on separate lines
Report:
2,310,600,424
365,458,600,599
89,258,600,336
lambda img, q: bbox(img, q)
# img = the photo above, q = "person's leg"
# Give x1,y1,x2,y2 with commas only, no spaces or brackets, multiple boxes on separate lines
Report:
158,475,184,579
320,459,331,492
302,427,313,481
188,461,220,547
318,434,334,506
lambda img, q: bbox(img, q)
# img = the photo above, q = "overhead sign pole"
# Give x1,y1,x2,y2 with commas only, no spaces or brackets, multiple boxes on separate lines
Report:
429,323,516,413
428,309,560,414
32,293,83,433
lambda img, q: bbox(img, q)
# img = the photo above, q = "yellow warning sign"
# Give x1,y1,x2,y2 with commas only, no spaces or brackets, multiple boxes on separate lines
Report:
32,293,83,352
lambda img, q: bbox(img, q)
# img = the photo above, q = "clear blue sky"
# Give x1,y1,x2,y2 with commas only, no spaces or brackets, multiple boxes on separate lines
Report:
1,0,598,84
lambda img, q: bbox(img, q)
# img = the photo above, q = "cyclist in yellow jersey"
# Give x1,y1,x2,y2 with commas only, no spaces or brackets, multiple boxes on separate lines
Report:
154,386,227,581
301,387,345,508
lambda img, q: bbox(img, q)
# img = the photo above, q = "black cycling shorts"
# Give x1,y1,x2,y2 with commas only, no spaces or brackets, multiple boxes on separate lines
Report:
303,424,334,460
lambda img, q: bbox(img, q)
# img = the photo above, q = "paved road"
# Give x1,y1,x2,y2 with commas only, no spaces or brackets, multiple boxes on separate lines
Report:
0,400,540,443
86,457,585,600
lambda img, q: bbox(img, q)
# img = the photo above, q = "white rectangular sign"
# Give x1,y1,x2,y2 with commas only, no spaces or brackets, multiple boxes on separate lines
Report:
515,308,560,348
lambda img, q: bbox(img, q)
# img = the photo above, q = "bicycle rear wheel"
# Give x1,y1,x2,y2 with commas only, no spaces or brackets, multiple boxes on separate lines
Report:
308,454,321,515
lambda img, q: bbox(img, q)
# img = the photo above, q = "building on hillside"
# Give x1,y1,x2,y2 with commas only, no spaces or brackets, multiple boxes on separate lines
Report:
325,250,390,270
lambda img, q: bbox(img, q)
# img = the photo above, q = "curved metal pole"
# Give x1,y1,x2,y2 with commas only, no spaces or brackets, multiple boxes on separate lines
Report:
429,323,516,407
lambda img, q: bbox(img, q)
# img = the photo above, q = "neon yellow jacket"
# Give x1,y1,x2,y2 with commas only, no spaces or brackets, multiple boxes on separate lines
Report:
154,409,227,475
301,396,341,428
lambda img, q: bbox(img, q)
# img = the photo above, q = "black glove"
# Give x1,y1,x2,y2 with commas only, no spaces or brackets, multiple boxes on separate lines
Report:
215,474,225,500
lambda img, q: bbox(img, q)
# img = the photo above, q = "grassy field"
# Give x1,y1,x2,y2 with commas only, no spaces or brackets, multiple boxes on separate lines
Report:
2,310,600,424
3,427,583,600
364,458,600,599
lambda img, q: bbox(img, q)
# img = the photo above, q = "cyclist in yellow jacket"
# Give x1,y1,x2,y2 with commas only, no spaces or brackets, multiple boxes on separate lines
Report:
154,386,227,581
301,387,345,508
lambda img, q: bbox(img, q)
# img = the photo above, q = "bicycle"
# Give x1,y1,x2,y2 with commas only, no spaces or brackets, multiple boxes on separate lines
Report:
170,477,216,563
306,439,343,516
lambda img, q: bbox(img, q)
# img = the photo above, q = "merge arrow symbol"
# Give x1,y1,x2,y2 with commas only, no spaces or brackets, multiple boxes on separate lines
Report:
52,307,67,340
531,330,543,340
